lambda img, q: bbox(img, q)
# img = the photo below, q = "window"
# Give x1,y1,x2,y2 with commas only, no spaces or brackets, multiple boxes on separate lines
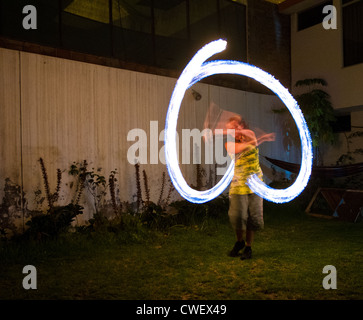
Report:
0,0,246,72
0,0,60,47
297,1,332,31
62,0,112,57
342,0,363,67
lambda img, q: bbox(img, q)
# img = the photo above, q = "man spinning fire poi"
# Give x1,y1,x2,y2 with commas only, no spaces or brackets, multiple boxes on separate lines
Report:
224,115,275,260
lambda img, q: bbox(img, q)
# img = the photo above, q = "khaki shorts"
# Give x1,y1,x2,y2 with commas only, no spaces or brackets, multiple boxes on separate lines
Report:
228,193,264,232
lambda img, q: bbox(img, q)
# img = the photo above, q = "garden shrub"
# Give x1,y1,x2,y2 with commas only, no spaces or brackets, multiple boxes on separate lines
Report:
24,204,83,240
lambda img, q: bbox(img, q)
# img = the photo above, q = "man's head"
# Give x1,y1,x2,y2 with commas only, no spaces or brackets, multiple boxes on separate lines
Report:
226,115,246,130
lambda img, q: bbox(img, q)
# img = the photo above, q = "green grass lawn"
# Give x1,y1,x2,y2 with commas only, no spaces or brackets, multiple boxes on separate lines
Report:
1,200,363,300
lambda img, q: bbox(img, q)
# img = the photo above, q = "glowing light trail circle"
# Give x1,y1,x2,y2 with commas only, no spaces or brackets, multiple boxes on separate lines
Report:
165,39,313,204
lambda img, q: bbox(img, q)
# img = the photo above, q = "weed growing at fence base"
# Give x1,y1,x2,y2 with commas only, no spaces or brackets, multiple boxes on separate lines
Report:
1,200,362,300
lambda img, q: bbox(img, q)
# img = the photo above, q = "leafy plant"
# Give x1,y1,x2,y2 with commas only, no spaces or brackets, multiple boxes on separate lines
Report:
21,159,88,240
68,160,88,205
25,204,83,240
109,169,120,217
0,178,24,238
336,131,363,165
39,158,62,209
84,167,107,214
157,171,166,206
191,163,207,191
142,170,150,205
167,194,229,228
135,162,142,212
273,78,336,165
163,178,175,209
140,202,166,229
69,161,107,214
295,78,337,164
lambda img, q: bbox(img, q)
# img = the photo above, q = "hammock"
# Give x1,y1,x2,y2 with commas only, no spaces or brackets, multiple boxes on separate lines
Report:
264,156,363,178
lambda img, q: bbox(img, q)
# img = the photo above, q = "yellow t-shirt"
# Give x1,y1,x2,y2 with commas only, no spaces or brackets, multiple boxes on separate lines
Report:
229,146,263,195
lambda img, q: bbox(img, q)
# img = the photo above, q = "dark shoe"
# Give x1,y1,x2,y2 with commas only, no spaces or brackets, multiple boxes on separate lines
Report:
229,240,245,257
241,246,252,260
